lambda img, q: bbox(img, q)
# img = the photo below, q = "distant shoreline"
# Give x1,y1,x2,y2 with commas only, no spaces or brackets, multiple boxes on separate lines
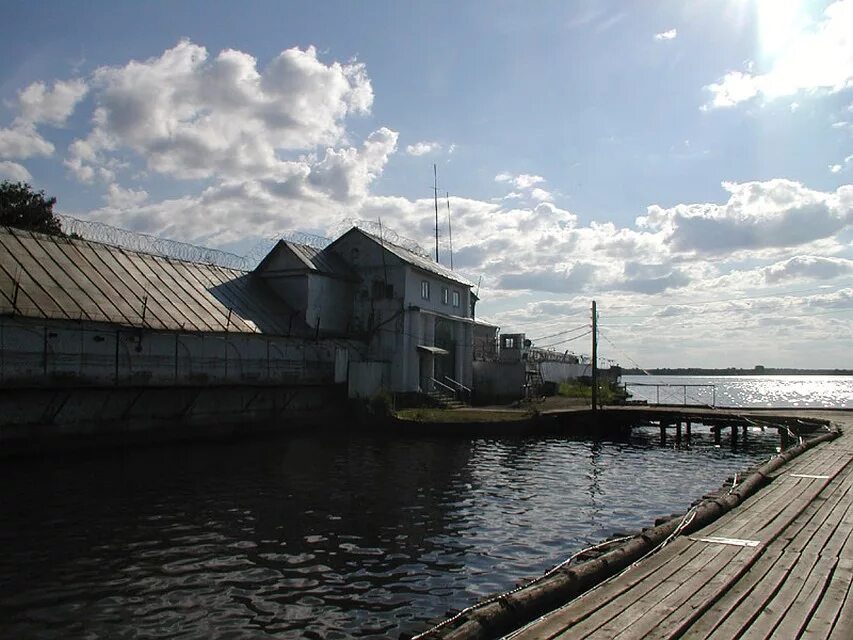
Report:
621,368,853,376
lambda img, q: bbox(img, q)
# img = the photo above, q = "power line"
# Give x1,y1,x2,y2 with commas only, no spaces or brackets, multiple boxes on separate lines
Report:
530,323,590,341
537,330,592,350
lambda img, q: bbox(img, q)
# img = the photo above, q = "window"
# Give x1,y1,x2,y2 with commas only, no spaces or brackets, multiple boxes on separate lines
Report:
452,290,460,307
421,280,430,300
503,336,515,349
441,286,449,305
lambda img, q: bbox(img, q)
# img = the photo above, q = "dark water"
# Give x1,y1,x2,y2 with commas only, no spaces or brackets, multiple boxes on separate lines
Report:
0,427,780,639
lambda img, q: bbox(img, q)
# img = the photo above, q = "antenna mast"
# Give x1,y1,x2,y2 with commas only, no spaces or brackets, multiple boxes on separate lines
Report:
433,164,440,263
446,191,453,270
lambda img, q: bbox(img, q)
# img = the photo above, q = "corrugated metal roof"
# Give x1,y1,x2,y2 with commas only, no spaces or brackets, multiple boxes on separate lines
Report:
0,227,302,335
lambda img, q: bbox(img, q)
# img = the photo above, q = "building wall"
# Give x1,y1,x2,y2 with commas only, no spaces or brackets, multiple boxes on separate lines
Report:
472,361,526,402
0,315,351,387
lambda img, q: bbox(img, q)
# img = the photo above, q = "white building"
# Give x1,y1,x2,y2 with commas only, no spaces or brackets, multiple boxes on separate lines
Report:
254,227,475,395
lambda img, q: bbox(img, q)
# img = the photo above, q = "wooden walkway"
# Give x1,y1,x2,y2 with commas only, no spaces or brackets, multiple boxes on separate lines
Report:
508,414,853,640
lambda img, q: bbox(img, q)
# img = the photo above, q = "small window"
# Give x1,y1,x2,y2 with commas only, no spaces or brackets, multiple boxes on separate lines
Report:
350,247,360,264
441,286,449,305
452,290,460,307
421,280,430,300
503,336,515,349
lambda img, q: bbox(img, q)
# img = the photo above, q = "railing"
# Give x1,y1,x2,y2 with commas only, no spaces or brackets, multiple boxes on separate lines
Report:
443,375,472,404
624,382,717,408
429,377,457,395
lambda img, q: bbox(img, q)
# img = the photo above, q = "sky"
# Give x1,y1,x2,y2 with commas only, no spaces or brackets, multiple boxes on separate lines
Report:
1,0,851,369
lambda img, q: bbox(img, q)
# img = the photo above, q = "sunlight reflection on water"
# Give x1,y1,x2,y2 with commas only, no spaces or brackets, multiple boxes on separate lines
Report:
622,375,852,408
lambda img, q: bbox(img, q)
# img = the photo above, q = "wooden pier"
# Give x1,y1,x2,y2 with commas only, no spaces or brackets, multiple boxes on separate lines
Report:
507,410,852,639
414,409,852,640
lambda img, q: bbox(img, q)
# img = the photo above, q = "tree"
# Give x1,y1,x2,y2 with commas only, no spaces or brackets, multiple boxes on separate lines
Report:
0,181,64,236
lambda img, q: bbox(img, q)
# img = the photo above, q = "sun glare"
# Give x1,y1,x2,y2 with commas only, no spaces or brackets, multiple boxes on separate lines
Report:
755,0,807,57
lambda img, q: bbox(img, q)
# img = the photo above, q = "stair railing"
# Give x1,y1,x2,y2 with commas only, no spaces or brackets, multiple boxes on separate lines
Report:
443,376,471,404
429,377,458,402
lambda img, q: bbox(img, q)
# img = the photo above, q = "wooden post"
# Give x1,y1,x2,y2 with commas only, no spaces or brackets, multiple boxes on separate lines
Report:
660,424,666,447
685,420,692,441
714,425,721,446
675,421,682,446
731,425,738,447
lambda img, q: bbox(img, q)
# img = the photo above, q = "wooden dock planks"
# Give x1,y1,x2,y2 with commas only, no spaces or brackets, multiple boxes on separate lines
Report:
508,417,853,640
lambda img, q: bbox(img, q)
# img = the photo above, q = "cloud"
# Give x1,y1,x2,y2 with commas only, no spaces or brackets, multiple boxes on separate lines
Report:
530,187,553,202
66,40,374,183
703,0,853,109
654,28,677,41
763,255,853,283
18,79,88,126
405,141,441,156
0,122,55,158
496,172,545,189
104,183,149,208
638,179,853,255
0,161,32,181
830,164,843,173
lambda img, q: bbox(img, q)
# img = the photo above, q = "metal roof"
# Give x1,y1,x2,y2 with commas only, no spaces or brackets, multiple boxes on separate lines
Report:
334,228,473,287
0,226,302,335
284,241,355,278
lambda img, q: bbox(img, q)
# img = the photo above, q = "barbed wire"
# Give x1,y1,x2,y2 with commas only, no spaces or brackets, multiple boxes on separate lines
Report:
59,215,251,271
335,218,431,258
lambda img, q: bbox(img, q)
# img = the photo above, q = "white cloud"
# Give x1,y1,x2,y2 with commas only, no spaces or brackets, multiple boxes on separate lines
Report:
703,0,853,109
703,71,759,109
654,28,677,41
763,255,853,283
405,141,441,156
104,183,149,208
830,164,843,173
495,172,545,189
18,79,88,126
0,161,32,182
66,40,374,183
530,187,553,202
0,122,55,158
638,179,853,256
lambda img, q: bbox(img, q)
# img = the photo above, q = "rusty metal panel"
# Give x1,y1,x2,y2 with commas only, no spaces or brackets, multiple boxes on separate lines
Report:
0,232,76,319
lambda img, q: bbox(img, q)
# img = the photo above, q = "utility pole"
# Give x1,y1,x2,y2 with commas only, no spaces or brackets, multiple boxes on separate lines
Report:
446,191,453,270
591,300,598,411
433,164,440,263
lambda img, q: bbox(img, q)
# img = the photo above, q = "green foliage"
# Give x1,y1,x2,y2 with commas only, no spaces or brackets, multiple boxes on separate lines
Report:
558,381,618,403
0,181,63,236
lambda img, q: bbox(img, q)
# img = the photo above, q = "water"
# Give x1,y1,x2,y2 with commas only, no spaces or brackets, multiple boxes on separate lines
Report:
0,427,781,639
622,374,853,408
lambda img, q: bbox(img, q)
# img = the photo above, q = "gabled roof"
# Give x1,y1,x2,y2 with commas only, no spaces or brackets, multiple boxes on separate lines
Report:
329,227,473,287
254,239,356,279
0,226,305,335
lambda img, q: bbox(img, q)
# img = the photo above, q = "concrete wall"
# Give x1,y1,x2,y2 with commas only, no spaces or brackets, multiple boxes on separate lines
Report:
473,361,526,403
348,361,390,399
0,316,352,387
0,383,347,455
540,361,589,383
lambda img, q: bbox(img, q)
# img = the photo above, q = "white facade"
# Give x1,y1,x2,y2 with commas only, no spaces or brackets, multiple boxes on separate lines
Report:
324,228,475,394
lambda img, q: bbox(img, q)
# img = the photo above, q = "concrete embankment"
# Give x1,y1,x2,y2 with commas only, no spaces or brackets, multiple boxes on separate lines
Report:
0,383,347,456
411,409,840,640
